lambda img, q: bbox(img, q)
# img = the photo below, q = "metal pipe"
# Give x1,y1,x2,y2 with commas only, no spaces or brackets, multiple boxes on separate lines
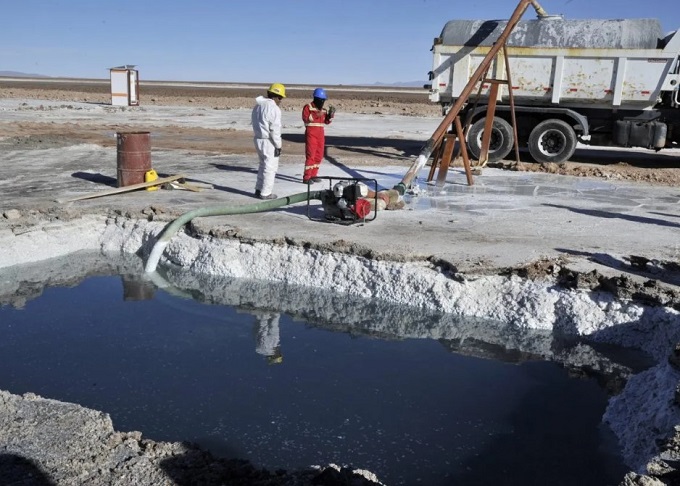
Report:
394,0,548,194
144,191,323,273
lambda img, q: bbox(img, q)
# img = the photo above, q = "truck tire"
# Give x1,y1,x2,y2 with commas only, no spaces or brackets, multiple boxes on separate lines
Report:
528,119,577,163
466,117,514,162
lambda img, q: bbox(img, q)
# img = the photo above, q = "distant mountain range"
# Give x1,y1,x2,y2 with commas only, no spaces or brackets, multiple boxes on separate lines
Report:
0,70,50,78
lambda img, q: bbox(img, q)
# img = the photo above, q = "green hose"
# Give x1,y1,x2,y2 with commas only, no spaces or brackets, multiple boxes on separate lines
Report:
144,191,323,273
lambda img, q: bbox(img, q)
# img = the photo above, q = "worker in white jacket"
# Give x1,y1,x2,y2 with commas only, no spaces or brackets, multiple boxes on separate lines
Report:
253,311,282,364
251,83,285,199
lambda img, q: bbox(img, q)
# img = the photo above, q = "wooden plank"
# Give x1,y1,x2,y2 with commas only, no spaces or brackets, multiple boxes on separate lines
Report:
427,136,445,182
479,82,499,166
436,136,456,186
455,117,474,186
57,174,188,203
168,181,203,192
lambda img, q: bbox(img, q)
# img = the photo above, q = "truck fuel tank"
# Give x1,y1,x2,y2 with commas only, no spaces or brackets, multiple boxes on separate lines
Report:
614,120,668,149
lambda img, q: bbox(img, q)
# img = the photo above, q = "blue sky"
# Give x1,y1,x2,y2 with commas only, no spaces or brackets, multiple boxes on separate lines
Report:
2,0,679,85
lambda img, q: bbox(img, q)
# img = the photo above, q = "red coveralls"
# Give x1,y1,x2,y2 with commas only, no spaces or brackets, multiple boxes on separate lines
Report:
302,102,333,182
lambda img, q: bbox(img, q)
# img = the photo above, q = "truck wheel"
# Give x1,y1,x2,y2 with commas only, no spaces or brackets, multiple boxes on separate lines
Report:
466,117,514,162
528,119,577,163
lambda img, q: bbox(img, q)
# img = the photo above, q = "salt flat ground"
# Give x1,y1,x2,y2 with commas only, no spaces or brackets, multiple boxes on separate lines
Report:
0,89,679,281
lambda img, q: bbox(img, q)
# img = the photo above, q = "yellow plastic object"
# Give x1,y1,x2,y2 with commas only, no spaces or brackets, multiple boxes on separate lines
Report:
145,169,159,191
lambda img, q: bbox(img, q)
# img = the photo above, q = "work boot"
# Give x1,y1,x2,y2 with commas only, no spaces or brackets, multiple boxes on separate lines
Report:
258,193,277,200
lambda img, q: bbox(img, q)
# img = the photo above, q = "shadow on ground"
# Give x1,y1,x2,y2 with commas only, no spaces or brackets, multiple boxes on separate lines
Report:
0,454,56,485
159,448,382,485
543,203,680,230
283,133,422,159
71,171,117,187
557,248,680,288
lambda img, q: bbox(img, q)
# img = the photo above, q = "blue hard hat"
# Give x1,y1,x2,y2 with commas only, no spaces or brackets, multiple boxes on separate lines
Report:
313,88,327,100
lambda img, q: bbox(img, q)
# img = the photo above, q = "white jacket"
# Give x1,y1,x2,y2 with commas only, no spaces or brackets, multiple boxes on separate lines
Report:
251,96,282,149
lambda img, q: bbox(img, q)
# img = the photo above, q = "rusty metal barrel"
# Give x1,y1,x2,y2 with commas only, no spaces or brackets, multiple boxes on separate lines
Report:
121,275,155,301
116,131,151,187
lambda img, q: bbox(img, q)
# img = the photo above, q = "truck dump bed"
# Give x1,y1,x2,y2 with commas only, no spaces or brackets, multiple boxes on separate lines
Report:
440,18,663,49
429,17,680,109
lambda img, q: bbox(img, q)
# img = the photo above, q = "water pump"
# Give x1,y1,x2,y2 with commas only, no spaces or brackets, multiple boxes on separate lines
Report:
307,177,378,224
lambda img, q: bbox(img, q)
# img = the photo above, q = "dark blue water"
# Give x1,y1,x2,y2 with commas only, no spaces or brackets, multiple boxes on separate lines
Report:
0,275,629,485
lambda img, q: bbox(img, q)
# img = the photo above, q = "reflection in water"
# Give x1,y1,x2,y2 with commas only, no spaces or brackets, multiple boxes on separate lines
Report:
253,311,283,364
0,454,56,486
152,266,648,383
121,274,155,301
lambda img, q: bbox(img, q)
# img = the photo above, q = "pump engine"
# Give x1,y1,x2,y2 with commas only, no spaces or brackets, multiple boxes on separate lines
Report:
308,177,377,224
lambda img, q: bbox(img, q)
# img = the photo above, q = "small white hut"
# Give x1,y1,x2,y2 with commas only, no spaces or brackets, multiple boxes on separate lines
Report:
109,65,139,106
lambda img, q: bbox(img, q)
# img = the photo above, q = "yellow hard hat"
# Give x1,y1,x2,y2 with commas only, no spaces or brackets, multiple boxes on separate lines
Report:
267,349,283,365
268,83,286,98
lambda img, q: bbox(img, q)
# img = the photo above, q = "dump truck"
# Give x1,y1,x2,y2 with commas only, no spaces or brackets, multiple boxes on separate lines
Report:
425,16,680,163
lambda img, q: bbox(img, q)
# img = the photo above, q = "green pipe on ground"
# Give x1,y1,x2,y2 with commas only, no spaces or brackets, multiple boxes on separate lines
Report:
144,191,323,273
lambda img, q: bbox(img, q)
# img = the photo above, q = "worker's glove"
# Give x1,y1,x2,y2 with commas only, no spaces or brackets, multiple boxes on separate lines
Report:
274,147,281,157
327,105,336,118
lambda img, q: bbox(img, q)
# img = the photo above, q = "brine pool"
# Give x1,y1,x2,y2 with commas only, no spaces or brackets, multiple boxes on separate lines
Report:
0,270,639,485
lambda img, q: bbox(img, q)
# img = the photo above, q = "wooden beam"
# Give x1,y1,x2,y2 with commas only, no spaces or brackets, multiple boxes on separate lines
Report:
436,136,456,186
455,117,474,186
57,174,188,203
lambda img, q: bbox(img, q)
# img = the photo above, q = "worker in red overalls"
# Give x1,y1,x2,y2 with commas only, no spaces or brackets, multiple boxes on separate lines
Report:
302,88,335,183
